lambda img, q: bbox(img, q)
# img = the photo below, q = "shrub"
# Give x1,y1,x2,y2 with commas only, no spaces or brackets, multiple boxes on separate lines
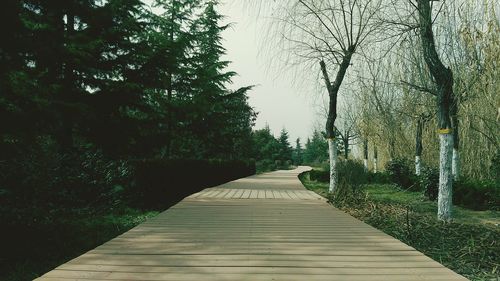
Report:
453,180,499,211
309,169,330,182
309,160,368,189
338,160,368,191
256,159,276,173
418,167,499,210
386,158,416,190
420,167,439,201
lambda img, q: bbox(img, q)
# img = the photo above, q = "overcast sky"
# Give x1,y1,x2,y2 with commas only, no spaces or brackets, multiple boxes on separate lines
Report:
219,1,318,144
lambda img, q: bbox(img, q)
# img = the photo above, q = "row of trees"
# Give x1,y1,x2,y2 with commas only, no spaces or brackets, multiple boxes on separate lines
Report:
263,0,499,221
251,126,335,171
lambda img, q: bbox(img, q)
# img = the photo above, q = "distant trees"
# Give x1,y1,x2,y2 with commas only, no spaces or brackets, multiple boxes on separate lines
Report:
252,126,294,171
293,138,304,166
303,130,329,165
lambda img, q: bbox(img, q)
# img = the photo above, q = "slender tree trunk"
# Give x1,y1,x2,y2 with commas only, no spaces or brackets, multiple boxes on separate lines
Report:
373,146,378,173
165,2,176,159
344,136,349,159
363,139,368,172
451,107,460,180
415,117,424,176
328,138,338,193
319,50,353,193
388,137,395,161
418,0,455,221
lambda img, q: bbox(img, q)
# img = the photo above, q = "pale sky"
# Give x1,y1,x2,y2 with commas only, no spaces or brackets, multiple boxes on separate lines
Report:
219,1,318,144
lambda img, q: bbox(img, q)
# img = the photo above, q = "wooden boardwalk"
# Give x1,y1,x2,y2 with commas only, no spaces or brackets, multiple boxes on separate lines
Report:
35,167,468,281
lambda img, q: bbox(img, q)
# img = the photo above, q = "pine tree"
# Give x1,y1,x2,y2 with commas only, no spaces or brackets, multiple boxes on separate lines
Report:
278,128,293,163
293,138,303,165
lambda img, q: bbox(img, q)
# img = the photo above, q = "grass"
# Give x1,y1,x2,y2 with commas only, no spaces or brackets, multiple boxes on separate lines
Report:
0,206,159,281
300,172,500,281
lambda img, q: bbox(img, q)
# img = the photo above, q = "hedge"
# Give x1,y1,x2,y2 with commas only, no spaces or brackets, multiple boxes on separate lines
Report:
129,159,256,208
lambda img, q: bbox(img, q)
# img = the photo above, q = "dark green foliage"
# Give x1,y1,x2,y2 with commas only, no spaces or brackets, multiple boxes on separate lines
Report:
367,172,391,184
420,167,439,200
130,159,255,207
418,167,499,210
453,180,500,211
277,128,293,162
292,138,303,165
385,158,417,190
303,130,328,165
309,169,330,182
1,208,158,281
339,160,369,190
252,126,294,172
0,140,132,224
307,160,368,189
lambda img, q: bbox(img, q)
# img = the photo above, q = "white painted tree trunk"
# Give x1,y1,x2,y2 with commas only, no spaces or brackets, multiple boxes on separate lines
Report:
415,156,422,176
438,133,454,221
374,158,378,173
363,159,368,172
452,148,460,180
328,138,338,193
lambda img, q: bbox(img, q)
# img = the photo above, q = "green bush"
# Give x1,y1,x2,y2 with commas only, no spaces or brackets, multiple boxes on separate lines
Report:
418,167,499,210
385,158,417,190
309,169,330,182
309,160,368,189
420,167,439,200
338,160,368,190
453,180,499,211
0,140,132,223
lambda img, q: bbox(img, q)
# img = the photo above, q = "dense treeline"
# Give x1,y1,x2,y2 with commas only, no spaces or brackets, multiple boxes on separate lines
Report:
251,126,294,172
0,0,256,210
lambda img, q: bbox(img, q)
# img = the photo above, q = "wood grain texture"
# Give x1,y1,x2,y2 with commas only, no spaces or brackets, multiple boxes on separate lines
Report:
35,167,468,281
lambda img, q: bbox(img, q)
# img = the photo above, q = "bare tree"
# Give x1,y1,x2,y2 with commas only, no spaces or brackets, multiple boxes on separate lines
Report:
416,0,456,221
270,0,381,193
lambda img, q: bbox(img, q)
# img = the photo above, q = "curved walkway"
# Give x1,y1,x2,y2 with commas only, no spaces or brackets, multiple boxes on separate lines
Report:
36,167,468,281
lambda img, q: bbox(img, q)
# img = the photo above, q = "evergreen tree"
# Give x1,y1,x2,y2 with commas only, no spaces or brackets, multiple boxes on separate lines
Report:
303,130,328,165
277,128,293,163
293,138,303,165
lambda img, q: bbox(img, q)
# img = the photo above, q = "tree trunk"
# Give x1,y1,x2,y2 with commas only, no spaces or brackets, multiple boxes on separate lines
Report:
373,146,378,173
165,1,176,159
415,117,424,176
363,139,368,172
344,137,349,159
319,50,353,193
438,133,453,220
328,138,338,193
452,109,460,180
418,0,455,221
388,137,395,161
